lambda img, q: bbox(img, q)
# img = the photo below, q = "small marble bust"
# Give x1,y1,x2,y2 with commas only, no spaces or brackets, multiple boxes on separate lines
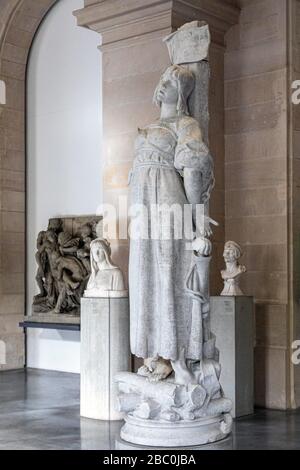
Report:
221,241,246,296
84,239,128,298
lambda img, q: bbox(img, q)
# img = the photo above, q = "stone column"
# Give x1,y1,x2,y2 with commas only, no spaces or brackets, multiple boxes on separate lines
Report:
74,0,240,295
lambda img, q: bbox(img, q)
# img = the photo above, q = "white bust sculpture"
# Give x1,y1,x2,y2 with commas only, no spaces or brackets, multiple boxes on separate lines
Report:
221,241,246,296
84,239,128,298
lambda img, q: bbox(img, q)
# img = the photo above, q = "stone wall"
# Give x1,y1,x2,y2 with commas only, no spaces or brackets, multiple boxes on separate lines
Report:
225,0,290,409
291,0,300,409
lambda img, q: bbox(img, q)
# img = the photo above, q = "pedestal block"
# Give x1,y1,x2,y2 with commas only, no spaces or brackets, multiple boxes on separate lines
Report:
210,296,254,418
80,297,130,420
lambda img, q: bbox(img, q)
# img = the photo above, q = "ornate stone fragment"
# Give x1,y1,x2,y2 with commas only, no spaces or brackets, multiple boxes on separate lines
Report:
32,216,102,315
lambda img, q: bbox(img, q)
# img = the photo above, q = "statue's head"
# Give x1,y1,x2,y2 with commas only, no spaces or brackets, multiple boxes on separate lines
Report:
90,238,112,266
46,230,58,245
37,231,46,245
48,218,62,233
153,65,195,115
79,223,92,239
223,241,243,263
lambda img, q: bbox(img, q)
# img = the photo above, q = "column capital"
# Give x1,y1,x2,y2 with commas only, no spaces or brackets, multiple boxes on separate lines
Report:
74,0,240,49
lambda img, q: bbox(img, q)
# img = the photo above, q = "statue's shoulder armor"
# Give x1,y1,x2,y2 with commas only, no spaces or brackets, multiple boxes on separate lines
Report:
178,115,199,129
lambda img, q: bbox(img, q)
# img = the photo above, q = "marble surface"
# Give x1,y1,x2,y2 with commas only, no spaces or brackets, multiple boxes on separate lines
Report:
0,369,299,450
210,296,254,418
84,239,128,298
118,21,232,447
81,297,130,421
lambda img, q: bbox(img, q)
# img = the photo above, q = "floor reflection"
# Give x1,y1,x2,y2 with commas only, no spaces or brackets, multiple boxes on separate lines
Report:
0,370,299,450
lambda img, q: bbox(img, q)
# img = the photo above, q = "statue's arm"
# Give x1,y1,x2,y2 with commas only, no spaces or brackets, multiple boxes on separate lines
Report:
183,167,203,235
60,246,78,255
56,262,64,280
183,166,216,238
175,119,216,238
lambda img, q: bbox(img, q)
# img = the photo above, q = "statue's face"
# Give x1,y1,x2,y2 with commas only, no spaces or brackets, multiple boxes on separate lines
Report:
37,232,45,244
47,231,57,244
223,246,237,263
80,225,91,238
93,246,106,264
48,218,62,232
156,75,179,105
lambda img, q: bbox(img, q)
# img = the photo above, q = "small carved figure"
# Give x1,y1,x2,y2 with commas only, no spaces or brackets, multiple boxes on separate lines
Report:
49,246,87,314
34,231,47,300
77,223,94,273
84,239,127,298
58,231,80,256
48,218,63,234
221,241,246,296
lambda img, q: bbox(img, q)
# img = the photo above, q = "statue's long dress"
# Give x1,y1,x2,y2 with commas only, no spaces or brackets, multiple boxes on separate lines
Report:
129,115,214,362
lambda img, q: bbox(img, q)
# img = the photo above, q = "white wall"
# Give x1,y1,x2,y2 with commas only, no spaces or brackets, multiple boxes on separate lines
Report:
26,0,102,373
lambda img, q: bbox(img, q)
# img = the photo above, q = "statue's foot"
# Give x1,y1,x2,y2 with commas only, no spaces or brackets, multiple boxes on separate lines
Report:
148,372,168,383
33,294,46,304
34,294,44,299
138,358,173,382
147,361,173,382
137,365,152,377
68,280,80,290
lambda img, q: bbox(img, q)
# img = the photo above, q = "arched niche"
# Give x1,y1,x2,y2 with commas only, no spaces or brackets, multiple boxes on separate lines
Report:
0,0,59,370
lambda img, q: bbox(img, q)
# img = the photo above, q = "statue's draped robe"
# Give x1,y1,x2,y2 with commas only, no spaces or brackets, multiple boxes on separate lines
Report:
129,115,214,361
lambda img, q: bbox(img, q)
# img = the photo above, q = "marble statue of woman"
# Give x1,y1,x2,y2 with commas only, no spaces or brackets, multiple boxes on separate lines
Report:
116,23,232,447
129,64,216,382
84,239,128,298
221,241,246,296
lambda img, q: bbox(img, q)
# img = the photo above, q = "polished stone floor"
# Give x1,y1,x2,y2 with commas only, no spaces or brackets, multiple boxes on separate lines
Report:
0,369,299,450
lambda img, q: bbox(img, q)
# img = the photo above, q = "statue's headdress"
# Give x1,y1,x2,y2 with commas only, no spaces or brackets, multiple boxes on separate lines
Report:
224,241,243,259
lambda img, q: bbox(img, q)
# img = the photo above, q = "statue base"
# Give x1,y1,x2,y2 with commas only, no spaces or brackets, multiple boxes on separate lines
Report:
115,368,233,448
115,434,233,450
120,413,232,447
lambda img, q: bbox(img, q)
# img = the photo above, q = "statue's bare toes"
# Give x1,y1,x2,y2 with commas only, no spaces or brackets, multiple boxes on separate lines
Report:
137,365,151,377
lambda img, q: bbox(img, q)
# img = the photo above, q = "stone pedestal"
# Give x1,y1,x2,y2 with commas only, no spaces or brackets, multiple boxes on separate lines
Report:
80,297,130,421
120,414,232,448
210,296,254,418
115,435,233,450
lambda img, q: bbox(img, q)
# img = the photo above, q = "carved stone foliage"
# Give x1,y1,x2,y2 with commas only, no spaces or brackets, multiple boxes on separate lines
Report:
32,216,102,315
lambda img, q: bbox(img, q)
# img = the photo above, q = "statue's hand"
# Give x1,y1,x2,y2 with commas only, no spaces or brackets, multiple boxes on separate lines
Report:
192,237,212,257
198,216,218,238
